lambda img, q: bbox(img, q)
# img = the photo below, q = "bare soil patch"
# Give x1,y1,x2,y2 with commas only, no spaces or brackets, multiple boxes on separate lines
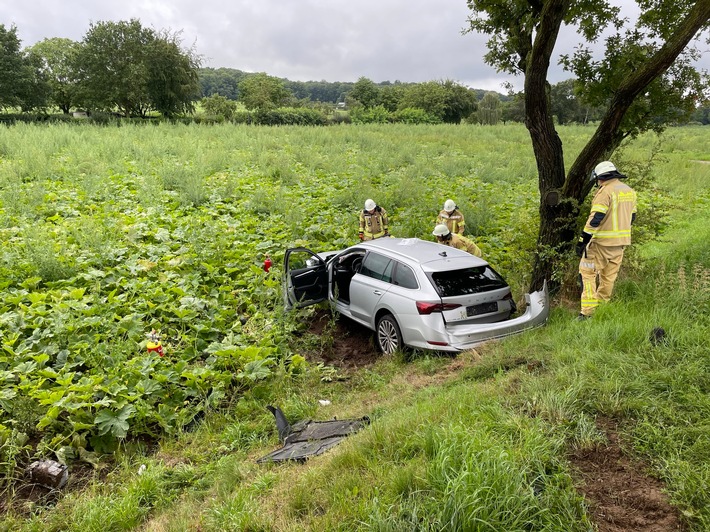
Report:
0,462,100,517
300,308,380,369
569,418,685,532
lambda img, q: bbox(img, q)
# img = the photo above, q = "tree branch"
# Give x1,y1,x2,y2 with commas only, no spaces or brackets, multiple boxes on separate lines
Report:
566,0,710,198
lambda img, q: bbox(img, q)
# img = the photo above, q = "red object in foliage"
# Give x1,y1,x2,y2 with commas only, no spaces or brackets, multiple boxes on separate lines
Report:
147,343,164,357
263,255,272,272
147,329,164,357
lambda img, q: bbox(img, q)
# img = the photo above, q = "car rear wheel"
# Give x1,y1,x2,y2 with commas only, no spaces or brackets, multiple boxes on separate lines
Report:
376,314,402,354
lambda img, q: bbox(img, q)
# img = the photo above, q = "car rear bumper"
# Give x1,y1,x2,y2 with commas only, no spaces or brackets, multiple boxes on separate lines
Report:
443,281,549,351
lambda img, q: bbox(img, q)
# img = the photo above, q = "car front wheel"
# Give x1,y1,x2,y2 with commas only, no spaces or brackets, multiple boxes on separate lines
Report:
376,314,402,354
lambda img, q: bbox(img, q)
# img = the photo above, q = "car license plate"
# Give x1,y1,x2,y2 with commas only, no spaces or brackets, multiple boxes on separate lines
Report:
466,302,498,317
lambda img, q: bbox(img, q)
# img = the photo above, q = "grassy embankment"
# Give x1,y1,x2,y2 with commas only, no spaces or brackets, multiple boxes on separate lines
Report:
0,123,708,530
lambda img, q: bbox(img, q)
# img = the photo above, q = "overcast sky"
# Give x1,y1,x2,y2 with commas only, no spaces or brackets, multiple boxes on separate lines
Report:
5,1,709,93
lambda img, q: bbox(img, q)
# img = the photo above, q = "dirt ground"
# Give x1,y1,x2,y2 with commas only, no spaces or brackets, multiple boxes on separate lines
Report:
300,308,381,369
569,418,684,531
302,311,687,532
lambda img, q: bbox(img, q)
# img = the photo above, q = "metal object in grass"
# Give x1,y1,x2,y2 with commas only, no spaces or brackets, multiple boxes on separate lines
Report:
257,405,370,463
27,459,68,489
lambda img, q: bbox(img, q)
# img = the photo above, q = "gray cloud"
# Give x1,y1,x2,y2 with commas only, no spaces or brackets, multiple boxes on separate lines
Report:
5,0,708,93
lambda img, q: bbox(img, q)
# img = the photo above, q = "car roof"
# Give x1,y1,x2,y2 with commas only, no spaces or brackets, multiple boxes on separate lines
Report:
357,237,488,269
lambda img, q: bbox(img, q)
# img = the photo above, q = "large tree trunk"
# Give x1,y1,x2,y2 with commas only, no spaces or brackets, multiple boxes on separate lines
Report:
523,0,570,292
526,0,710,293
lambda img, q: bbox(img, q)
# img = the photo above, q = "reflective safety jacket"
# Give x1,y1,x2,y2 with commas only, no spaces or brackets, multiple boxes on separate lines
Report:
444,233,482,257
584,178,637,246
437,209,465,235
359,207,389,240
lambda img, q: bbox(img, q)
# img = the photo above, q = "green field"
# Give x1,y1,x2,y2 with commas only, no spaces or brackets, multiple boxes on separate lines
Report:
1,122,709,530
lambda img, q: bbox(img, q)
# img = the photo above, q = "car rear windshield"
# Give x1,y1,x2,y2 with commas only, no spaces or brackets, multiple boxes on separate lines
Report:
428,266,508,296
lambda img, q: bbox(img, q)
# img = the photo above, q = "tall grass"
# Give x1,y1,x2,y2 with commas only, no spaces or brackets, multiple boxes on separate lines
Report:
1,122,708,530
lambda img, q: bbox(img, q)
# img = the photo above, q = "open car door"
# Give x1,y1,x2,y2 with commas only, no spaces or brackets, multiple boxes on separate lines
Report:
284,247,329,309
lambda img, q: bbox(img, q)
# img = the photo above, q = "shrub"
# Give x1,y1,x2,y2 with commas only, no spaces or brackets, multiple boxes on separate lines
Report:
392,107,441,124
251,108,328,126
201,94,238,120
350,105,391,124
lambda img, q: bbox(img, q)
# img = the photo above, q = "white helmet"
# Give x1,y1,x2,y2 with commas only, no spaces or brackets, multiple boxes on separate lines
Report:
591,161,617,181
443,199,456,212
432,224,451,237
364,198,376,211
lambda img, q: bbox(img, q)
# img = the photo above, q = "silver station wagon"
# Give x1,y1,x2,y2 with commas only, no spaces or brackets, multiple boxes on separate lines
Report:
284,237,549,354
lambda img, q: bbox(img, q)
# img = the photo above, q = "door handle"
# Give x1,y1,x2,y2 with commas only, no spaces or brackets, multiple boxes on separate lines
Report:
373,290,382,295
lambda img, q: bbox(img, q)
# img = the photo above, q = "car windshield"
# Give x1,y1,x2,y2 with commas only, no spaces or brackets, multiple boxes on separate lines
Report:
429,266,508,296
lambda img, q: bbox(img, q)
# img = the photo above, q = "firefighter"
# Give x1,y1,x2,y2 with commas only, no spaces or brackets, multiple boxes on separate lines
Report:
576,161,637,320
436,199,465,235
359,199,389,241
433,224,482,257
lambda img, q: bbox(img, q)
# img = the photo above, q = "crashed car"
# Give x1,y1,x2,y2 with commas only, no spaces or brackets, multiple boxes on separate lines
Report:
284,237,548,354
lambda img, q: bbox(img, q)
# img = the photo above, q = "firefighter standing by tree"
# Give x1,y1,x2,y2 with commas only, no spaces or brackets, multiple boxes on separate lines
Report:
436,199,465,235
576,161,637,320
433,224,482,257
359,199,389,241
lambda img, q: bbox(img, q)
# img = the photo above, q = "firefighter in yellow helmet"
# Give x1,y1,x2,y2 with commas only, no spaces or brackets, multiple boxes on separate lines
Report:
433,224,482,257
436,199,465,235
359,199,389,241
576,161,637,320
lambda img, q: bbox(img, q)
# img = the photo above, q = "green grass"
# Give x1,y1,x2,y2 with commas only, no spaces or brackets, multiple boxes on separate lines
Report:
1,122,709,530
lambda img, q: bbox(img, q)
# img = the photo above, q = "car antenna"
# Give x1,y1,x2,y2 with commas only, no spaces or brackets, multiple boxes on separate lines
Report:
439,251,447,257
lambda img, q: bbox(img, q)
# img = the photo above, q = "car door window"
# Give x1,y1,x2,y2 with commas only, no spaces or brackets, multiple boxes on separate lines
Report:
360,253,393,283
392,262,418,289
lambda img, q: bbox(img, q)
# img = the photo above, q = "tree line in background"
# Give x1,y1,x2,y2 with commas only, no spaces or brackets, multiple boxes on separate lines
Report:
2,18,709,125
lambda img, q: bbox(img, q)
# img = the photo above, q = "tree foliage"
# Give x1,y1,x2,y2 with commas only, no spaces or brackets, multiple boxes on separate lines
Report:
439,79,478,123
145,30,201,117
237,72,292,110
75,19,200,117
201,93,238,119
399,80,477,123
466,0,710,290
199,67,247,100
478,91,502,124
28,38,81,114
0,24,47,111
348,76,381,108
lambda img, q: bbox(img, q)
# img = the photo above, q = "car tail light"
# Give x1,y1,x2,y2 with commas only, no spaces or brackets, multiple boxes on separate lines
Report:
416,301,462,315
501,291,517,312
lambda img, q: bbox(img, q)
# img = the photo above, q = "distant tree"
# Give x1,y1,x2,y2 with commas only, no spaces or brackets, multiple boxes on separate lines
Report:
238,72,292,110
440,80,478,123
690,104,710,124
549,78,601,125
378,84,406,111
399,81,447,119
284,80,352,103
17,52,50,112
76,19,200,117
74,19,153,116
348,77,380,108
477,91,502,125
466,0,710,290
28,37,81,114
201,93,238,119
0,24,45,110
500,92,526,123
199,67,246,100
145,30,201,117
397,80,476,123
